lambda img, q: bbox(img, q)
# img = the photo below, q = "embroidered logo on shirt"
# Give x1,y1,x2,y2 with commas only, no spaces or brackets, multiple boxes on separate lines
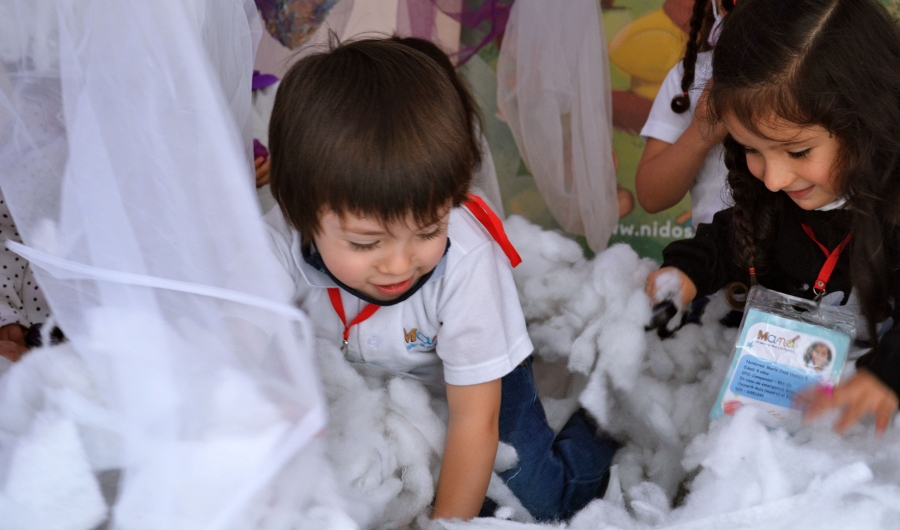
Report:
404,327,436,351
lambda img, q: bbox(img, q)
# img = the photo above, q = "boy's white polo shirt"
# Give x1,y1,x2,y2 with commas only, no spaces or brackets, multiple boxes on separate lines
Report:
264,206,534,386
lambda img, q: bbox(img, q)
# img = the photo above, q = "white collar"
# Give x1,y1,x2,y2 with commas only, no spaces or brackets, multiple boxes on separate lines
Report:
816,198,846,211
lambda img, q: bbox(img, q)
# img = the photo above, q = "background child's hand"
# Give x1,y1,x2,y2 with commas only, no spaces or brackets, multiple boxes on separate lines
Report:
0,340,27,362
0,322,26,346
692,86,728,148
803,370,899,434
254,157,271,188
0,323,28,361
645,267,697,307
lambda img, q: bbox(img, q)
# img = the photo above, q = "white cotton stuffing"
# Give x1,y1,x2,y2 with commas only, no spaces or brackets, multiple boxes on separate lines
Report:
652,268,688,309
3,215,900,529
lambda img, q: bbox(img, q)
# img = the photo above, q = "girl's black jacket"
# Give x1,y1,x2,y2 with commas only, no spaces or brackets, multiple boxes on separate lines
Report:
661,204,900,401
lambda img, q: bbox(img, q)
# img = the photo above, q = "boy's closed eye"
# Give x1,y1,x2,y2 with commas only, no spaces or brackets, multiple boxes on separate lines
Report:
349,240,380,251
419,225,446,241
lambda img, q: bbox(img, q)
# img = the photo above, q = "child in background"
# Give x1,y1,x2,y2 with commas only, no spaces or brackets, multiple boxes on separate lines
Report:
264,38,617,522
0,191,51,362
635,0,734,225
646,0,900,434
251,70,279,213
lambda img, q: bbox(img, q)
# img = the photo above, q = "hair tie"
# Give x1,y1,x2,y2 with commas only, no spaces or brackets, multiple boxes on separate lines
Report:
670,91,691,113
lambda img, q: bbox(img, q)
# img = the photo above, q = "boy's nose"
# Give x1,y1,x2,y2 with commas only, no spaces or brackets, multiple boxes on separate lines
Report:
379,247,413,275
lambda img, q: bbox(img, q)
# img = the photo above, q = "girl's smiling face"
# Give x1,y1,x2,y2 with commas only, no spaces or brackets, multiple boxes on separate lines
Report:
723,114,843,210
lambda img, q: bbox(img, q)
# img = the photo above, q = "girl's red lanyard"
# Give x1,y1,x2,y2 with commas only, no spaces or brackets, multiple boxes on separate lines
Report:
327,194,520,355
801,223,853,302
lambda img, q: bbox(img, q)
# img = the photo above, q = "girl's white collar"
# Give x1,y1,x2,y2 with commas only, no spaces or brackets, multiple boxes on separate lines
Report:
816,198,846,211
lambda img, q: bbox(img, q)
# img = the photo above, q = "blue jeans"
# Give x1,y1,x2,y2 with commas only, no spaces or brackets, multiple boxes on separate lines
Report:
491,357,618,521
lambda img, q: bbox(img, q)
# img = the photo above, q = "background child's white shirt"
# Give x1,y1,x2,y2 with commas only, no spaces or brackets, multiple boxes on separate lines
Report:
640,51,730,226
264,206,534,386
0,191,50,328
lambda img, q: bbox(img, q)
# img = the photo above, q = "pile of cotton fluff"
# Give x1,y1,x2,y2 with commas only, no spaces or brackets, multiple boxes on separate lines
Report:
1,215,900,530
438,217,900,530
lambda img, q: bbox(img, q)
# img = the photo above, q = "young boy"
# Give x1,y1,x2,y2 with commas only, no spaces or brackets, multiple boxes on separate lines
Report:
264,38,617,522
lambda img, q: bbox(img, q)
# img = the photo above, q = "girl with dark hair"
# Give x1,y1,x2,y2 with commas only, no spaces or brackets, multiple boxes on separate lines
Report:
646,0,900,434
635,0,735,225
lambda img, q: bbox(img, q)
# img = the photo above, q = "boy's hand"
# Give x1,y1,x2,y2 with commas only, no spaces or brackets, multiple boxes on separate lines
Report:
432,379,501,521
803,370,899,434
645,267,697,307
254,157,271,188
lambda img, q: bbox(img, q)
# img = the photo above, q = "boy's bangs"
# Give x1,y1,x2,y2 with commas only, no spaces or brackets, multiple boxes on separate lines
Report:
317,51,473,229
320,137,469,231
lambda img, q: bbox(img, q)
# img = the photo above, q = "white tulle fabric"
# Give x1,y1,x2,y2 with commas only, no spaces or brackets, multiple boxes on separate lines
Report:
497,0,618,253
0,1,344,528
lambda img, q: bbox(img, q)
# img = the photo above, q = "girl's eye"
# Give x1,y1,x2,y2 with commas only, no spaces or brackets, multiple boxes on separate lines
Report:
349,241,379,251
788,149,811,159
741,145,759,155
419,226,445,241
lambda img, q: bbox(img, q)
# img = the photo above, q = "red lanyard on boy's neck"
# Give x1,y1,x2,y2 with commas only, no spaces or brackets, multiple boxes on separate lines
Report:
327,194,520,355
463,194,522,267
328,288,379,355
801,223,853,301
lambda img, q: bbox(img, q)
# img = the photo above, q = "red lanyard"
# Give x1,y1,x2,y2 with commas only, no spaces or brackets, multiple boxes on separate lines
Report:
462,194,522,267
801,224,853,300
328,287,379,354
327,194,520,354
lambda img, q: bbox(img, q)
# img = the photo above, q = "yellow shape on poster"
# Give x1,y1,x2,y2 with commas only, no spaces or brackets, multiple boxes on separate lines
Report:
608,8,686,99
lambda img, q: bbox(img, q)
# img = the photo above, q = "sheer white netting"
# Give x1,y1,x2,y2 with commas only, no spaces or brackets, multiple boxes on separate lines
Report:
497,0,618,253
0,1,354,528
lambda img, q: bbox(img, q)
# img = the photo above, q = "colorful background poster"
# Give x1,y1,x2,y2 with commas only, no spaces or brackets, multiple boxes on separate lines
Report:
459,0,694,260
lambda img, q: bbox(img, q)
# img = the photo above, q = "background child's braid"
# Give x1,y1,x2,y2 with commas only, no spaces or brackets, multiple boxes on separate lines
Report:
670,0,712,113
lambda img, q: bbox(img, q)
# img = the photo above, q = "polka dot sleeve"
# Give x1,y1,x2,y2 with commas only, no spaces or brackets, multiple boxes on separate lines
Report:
0,193,50,328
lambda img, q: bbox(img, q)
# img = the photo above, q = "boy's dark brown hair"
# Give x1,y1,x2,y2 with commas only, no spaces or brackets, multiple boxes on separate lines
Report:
268,37,474,243
389,36,483,172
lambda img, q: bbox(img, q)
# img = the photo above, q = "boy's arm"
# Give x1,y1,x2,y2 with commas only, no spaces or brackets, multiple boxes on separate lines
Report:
431,378,501,521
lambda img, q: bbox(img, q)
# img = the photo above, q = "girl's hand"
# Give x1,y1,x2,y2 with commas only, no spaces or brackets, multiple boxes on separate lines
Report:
803,370,899,434
645,267,697,307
